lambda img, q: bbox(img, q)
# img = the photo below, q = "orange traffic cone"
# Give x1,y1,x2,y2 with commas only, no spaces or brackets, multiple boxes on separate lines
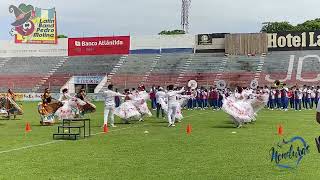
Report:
25,122,31,132
103,124,108,133
186,124,192,134
277,124,283,136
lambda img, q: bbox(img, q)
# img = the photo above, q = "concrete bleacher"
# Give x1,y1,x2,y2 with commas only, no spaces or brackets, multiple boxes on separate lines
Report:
37,55,122,92
221,55,261,87
145,53,190,87
0,57,62,92
54,55,121,76
109,54,157,89
177,53,224,86
0,50,319,93
259,50,320,86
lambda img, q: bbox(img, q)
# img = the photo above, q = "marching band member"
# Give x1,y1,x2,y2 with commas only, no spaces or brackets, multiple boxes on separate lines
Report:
281,84,289,111
317,98,320,124
311,86,316,109
316,86,320,108
295,87,303,111
306,86,312,109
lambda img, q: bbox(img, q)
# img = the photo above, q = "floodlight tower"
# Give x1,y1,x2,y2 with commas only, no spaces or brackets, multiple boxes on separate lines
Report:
181,0,191,33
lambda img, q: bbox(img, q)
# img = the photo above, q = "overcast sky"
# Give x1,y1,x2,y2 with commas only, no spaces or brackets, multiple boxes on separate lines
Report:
1,0,320,39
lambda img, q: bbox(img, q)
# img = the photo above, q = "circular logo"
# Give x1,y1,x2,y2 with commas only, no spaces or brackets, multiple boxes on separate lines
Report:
201,35,209,42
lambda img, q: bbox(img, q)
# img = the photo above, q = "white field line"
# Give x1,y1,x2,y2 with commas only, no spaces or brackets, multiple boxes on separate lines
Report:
0,111,210,154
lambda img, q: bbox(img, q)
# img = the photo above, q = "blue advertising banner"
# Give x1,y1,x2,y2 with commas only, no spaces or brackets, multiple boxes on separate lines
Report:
74,76,103,84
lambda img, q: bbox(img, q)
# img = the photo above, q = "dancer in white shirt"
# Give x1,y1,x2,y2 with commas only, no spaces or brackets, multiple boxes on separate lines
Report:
155,87,166,118
166,85,184,127
58,88,71,104
103,84,125,127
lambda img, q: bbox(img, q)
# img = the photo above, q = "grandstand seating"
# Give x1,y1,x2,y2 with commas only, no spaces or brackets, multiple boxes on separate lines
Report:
175,53,224,86
109,54,158,89
0,57,62,92
221,55,261,87
145,53,190,87
0,51,319,93
259,51,320,86
37,55,121,92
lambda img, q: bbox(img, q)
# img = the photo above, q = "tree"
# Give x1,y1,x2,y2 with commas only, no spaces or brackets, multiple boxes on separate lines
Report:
158,29,185,35
261,19,320,32
57,34,68,38
296,18,320,31
260,22,295,33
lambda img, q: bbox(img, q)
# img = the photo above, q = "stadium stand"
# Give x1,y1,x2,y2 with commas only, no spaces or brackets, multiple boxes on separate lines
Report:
0,38,320,93
260,51,320,86
106,54,159,90
0,57,62,92
37,55,122,92
146,53,190,87
221,55,261,87
175,53,225,87
2,51,319,93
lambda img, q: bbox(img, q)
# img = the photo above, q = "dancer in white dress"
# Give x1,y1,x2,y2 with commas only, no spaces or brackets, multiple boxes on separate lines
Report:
222,86,268,128
132,85,152,121
114,89,141,122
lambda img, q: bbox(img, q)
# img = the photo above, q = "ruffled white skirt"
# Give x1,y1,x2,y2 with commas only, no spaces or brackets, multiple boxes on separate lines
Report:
222,94,268,125
115,101,141,120
132,99,152,117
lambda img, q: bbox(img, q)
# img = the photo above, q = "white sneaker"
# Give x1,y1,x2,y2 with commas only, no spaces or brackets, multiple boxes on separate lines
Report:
139,118,144,122
168,123,173,127
111,124,117,128
171,124,176,127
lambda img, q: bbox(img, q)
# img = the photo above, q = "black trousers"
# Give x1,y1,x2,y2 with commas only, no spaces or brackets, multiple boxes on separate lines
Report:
156,103,165,118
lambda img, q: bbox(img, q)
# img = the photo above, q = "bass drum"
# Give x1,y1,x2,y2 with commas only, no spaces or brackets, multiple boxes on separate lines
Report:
188,80,198,90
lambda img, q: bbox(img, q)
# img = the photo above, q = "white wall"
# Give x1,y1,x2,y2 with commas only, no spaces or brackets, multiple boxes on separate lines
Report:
130,34,195,50
0,35,197,57
130,35,160,50
0,38,68,57
159,34,195,49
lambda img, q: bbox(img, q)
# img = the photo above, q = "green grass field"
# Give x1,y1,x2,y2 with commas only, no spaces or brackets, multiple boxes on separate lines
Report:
0,102,319,179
